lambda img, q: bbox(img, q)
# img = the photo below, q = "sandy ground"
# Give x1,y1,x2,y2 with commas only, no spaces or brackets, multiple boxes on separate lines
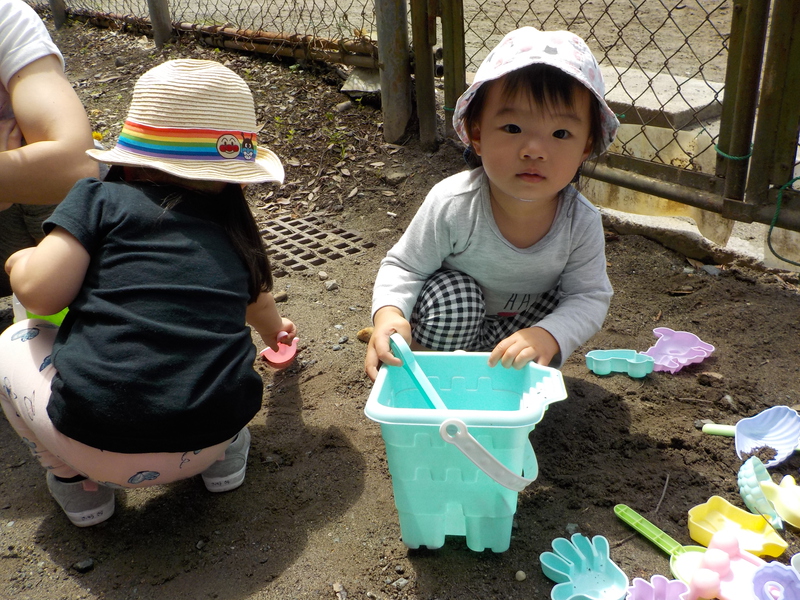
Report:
2,14,800,600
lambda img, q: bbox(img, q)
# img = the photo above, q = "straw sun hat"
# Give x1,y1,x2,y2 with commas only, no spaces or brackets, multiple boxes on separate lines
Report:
87,59,284,185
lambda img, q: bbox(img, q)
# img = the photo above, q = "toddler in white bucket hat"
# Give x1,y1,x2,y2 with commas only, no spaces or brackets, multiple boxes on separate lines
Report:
366,27,617,381
453,26,619,158
2,59,297,527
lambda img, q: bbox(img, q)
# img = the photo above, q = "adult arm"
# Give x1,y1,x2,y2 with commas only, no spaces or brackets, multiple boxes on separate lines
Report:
0,54,97,205
0,117,21,210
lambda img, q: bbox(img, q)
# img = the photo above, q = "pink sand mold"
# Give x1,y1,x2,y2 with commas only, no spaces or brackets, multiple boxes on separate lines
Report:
679,529,765,600
585,349,654,378
626,575,688,600
751,562,800,600
642,328,714,373
738,457,783,530
259,332,299,369
735,405,800,468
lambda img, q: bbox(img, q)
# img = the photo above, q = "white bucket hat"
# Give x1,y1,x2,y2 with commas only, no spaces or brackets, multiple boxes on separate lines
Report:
87,59,284,185
453,27,619,157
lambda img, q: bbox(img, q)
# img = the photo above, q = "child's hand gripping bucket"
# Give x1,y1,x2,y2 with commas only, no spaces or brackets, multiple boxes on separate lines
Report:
365,336,566,552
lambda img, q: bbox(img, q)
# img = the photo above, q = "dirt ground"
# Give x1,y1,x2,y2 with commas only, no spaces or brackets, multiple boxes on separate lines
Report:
2,14,800,600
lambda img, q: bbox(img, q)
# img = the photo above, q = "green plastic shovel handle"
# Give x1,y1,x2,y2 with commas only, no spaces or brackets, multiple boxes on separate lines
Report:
614,504,686,557
703,422,800,453
389,333,447,410
701,423,735,436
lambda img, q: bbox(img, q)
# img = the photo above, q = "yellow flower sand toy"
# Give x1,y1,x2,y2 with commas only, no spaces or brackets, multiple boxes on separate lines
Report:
687,495,787,558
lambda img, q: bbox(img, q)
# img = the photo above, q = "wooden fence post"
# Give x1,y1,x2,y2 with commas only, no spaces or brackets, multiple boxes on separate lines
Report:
410,0,438,149
147,0,173,49
375,0,412,143
440,0,465,139
49,0,67,29
745,0,800,208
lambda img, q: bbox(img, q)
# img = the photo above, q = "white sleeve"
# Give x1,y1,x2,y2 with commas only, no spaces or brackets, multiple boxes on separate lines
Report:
371,175,476,320
534,207,613,365
0,0,64,91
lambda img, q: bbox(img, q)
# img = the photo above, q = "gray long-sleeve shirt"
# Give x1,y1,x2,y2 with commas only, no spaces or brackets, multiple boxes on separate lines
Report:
372,167,613,366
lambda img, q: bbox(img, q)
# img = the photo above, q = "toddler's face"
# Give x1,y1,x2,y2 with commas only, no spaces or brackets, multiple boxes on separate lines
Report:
470,79,593,206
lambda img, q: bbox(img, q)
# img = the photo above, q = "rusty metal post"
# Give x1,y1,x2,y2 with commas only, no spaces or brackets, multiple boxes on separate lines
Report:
147,0,173,49
410,0,438,149
375,0,412,143
440,0,466,139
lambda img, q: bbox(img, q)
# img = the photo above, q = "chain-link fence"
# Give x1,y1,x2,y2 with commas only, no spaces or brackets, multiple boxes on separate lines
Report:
30,0,800,248
64,0,376,40
52,0,378,65
42,0,733,169
462,1,731,173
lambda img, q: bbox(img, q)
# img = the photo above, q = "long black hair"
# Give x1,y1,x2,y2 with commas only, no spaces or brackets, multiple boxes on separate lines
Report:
107,165,272,302
207,183,273,302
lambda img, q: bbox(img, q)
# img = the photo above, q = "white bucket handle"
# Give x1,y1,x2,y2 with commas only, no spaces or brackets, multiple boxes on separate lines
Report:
439,418,537,492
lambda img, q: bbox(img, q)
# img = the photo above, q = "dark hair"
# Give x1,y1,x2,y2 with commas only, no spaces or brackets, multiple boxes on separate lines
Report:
462,63,605,169
108,166,272,302
211,184,273,302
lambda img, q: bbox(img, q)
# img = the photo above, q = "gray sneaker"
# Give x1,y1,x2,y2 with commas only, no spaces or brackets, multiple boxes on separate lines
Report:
46,473,115,527
201,428,251,492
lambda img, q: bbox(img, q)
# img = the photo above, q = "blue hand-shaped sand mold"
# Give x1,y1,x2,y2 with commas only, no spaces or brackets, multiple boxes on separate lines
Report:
540,533,628,600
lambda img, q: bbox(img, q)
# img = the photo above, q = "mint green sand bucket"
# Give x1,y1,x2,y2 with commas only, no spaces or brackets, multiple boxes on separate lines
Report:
364,338,566,552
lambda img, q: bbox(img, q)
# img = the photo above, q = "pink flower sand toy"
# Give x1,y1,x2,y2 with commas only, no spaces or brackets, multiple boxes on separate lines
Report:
642,328,714,373
679,529,765,600
626,575,688,600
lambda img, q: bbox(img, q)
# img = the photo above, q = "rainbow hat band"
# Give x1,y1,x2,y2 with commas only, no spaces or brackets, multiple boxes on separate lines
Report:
87,59,284,184
117,121,259,163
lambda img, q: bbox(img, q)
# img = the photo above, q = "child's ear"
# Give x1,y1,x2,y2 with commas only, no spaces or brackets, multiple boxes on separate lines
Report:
581,136,593,161
470,124,483,156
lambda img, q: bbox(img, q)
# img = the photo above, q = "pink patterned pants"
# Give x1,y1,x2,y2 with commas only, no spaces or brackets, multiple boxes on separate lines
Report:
0,319,232,488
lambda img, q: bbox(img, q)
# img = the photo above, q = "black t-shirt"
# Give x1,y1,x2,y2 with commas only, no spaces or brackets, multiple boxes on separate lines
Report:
43,178,262,453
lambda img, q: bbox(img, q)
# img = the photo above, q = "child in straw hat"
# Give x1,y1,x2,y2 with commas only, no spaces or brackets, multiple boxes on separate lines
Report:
365,27,619,381
0,59,295,527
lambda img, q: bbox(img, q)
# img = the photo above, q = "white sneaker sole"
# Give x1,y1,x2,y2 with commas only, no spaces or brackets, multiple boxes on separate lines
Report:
201,429,251,492
66,502,115,527
202,464,247,492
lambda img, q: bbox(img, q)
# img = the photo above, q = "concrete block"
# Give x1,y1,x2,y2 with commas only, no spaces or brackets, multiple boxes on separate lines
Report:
601,65,724,130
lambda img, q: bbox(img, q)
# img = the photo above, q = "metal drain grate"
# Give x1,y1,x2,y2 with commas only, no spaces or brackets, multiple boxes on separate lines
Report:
260,216,375,275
